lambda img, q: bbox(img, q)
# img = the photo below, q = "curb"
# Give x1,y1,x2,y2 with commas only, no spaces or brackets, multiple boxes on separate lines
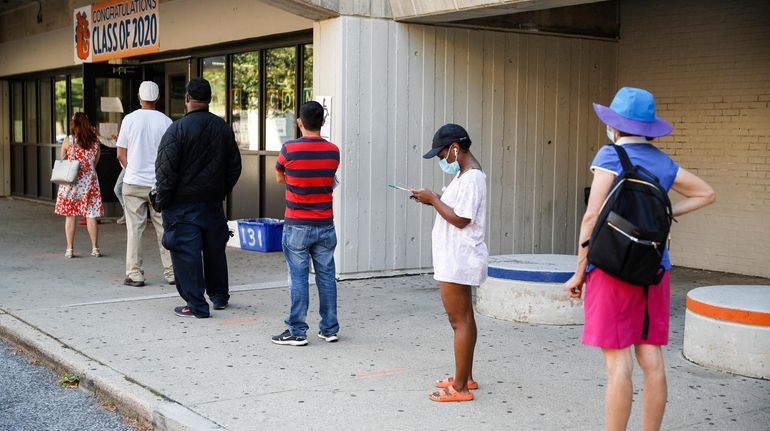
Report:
0,311,226,431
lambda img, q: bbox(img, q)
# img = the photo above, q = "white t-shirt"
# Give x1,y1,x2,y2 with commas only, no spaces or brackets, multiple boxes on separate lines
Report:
116,109,172,187
432,169,489,286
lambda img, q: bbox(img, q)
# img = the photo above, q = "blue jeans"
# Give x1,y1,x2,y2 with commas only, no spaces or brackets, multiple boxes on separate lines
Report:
282,224,338,337
162,202,231,317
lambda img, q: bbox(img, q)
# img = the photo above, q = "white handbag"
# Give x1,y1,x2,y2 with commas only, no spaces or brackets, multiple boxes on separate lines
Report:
51,159,80,185
51,137,81,185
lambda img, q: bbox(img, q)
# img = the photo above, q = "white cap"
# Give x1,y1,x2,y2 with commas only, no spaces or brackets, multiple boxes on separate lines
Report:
138,81,159,101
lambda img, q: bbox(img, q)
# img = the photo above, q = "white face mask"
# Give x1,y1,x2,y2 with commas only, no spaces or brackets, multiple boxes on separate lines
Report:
606,126,615,143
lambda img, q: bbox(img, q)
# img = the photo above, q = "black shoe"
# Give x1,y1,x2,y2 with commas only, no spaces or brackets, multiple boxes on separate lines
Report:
271,330,308,346
174,306,209,318
317,332,339,343
124,277,145,287
212,301,228,310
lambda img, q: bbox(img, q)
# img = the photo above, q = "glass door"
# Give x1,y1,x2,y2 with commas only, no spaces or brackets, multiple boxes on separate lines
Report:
262,46,298,220
163,60,190,121
83,63,140,211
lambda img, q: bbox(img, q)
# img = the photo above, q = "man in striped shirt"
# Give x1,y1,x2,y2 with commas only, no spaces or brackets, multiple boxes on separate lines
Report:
271,101,340,346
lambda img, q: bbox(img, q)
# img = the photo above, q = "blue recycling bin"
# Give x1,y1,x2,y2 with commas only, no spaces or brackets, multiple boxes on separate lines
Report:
237,218,284,252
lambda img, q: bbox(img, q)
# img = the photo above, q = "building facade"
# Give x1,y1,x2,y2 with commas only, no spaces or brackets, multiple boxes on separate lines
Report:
1,0,768,278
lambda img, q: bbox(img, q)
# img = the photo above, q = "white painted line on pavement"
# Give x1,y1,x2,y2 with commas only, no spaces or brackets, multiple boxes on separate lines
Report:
59,279,315,309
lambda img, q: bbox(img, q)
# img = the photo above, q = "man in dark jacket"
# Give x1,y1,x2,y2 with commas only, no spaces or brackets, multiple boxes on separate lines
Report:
155,77,242,318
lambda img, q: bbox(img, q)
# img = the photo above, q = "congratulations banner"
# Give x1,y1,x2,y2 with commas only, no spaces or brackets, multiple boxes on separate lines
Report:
73,0,160,64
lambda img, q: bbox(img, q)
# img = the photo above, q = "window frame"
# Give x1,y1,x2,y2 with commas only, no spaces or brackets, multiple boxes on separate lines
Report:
7,66,83,198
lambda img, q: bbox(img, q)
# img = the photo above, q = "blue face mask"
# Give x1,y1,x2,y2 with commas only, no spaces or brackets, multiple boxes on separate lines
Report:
438,147,460,175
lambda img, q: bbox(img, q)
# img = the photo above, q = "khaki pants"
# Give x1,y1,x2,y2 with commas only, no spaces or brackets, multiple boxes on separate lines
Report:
122,183,173,281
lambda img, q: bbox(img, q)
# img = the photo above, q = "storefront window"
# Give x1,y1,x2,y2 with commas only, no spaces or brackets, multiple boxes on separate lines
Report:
25,80,37,144
70,76,84,114
265,47,296,151
39,79,52,144
302,44,313,104
54,77,68,143
202,56,226,119
232,51,260,151
12,82,23,143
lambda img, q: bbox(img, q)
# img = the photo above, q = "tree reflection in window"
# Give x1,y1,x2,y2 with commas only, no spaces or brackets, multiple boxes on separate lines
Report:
265,47,296,151
232,51,260,150
202,56,226,119
70,76,84,115
54,77,68,143
302,44,313,104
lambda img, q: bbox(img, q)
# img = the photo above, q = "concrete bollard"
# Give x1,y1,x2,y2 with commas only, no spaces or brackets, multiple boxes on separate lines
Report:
683,285,770,380
476,254,583,325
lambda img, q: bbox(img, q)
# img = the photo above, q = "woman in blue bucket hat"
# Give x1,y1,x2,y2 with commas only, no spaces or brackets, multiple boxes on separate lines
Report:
564,87,716,430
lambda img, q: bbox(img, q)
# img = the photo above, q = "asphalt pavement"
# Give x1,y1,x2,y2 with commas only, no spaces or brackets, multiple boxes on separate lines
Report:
0,341,134,431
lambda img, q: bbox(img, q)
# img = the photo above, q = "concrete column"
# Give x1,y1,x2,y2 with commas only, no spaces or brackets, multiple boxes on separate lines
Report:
314,15,616,278
314,16,436,278
315,15,453,278
313,17,356,277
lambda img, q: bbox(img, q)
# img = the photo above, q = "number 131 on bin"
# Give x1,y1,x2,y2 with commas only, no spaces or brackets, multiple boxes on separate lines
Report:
237,219,284,253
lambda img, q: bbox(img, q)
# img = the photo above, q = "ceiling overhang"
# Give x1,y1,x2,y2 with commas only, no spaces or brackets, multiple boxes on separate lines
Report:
390,0,608,23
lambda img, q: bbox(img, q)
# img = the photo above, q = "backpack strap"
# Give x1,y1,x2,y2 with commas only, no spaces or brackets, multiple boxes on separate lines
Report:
611,143,664,184
640,266,667,340
635,165,661,184
641,285,650,340
610,144,634,173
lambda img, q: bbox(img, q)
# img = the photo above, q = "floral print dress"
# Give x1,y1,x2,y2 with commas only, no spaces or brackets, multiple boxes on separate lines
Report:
54,138,104,218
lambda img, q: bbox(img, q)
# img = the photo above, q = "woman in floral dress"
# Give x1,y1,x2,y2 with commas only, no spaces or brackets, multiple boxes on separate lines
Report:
54,112,104,258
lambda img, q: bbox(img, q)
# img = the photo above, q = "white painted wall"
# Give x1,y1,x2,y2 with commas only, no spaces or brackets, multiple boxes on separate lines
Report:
315,16,617,276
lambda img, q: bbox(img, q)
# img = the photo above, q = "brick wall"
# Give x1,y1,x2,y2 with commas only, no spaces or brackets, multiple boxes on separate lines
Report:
619,0,770,278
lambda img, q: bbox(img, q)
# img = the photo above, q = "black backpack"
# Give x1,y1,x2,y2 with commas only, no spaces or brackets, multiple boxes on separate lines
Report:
585,144,674,286
584,144,674,338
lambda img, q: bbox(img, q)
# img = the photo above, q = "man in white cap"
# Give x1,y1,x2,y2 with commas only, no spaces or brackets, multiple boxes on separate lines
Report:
117,81,174,286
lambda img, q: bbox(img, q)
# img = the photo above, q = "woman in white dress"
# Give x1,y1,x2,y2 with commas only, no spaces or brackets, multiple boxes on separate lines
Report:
412,124,488,402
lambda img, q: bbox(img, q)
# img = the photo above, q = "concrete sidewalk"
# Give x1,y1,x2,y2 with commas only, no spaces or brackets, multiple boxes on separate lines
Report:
0,197,768,430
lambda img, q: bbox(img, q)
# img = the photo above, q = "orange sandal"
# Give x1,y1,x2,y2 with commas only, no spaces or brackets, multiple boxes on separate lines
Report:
429,385,474,402
434,376,479,390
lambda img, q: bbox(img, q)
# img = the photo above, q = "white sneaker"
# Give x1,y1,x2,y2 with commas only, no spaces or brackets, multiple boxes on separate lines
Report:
317,332,339,343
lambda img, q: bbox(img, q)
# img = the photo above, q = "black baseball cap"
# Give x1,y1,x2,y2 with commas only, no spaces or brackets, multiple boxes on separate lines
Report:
423,123,472,159
186,77,212,102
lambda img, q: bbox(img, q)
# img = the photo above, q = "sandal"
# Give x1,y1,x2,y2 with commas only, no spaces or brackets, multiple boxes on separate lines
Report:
64,249,73,258
91,248,101,257
435,376,479,390
429,385,474,402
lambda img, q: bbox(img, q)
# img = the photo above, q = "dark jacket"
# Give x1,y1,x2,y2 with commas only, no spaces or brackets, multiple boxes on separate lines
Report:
155,109,241,211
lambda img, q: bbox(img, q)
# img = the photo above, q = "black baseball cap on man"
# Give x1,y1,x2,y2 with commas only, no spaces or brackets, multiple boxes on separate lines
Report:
186,77,212,102
423,123,472,159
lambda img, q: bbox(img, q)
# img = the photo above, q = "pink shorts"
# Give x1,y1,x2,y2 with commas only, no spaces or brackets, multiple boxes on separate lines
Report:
581,268,671,349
